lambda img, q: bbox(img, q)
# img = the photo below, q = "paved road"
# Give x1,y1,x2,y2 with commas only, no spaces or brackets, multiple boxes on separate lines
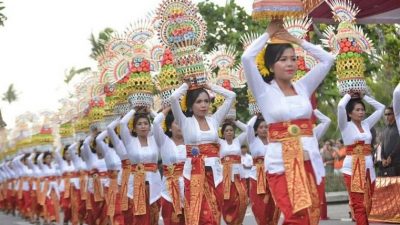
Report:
0,203,388,225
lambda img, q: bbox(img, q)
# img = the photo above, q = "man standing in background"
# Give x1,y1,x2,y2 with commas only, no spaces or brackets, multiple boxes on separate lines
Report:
379,106,400,176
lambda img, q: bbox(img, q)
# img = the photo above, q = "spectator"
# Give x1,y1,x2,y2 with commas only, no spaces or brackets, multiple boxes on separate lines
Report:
333,139,346,174
379,106,400,176
320,140,335,174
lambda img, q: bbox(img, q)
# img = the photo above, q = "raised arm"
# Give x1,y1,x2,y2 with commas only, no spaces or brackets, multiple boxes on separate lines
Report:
246,116,258,145
53,146,65,171
337,94,351,131
83,135,96,169
67,143,82,169
363,95,385,128
107,119,128,160
241,33,270,98
393,84,400,133
234,120,248,145
37,153,45,169
296,42,335,97
210,84,237,125
313,109,331,141
96,130,109,157
120,109,135,147
170,83,188,128
153,111,168,148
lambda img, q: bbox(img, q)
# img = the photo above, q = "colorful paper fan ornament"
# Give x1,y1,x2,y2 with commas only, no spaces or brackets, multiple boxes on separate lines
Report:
87,81,107,131
283,16,318,81
103,82,119,124
240,32,271,78
155,48,183,108
125,17,156,45
155,0,208,90
321,0,376,96
208,45,241,119
104,33,134,60
252,0,322,20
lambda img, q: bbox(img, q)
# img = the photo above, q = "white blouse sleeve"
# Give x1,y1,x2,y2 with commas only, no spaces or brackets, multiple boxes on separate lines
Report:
83,135,96,169
337,94,351,131
246,116,258,145
234,120,247,145
210,84,236,125
394,84,400,133
241,33,271,99
296,41,335,97
37,153,44,169
153,112,167,148
53,146,65,172
107,119,128,160
313,109,331,141
120,109,135,148
363,95,385,128
96,130,108,157
170,83,188,128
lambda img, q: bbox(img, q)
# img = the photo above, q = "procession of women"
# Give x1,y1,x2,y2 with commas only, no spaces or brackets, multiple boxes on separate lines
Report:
0,0,399,225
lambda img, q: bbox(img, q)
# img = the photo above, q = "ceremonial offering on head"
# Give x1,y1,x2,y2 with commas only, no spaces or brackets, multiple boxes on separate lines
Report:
322,0,376,96
155,0,208,90
252,0,322,20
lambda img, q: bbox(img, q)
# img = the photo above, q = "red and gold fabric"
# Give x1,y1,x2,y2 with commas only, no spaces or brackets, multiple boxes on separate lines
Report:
249,177,280,225
45,189,60,223
253,157,267,195
90,170,108,202
163,162,184,215
344,169,375,225
268,160,320,225
38,176,57,206
161,198,185,225
268,119,314,214
369,177,400,223
63,171,79,199
185,143,221,225
184,168,223,225
221,155,241,200
79,171,88,201
131,163,158,216
129,184,160,225
106,170,120,224
345,141,372,193
120,159,131,211
221,174,247,225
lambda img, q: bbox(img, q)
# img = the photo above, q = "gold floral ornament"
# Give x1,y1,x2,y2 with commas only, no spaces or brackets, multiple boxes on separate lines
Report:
256,48,270,77
180,94,187,112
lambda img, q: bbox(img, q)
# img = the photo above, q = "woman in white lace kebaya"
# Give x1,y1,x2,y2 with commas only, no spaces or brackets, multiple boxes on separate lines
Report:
241,20,334,224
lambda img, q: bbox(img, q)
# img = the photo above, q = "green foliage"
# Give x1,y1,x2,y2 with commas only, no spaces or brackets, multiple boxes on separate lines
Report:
89,28,114,60
64,67,92,84
0,1,6,27
198,0,265,122
2,84,18,104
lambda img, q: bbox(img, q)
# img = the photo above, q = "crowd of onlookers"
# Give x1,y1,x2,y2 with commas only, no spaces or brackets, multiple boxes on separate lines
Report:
320,106,400,178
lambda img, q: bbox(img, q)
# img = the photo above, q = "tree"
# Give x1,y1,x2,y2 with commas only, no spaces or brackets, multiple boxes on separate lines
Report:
198,0,266,122
0,1,6,27
89,28,114,60
64,67,92,84
2,84,18,104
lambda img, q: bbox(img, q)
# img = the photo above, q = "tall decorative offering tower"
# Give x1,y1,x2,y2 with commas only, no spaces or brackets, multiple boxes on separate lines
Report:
155,48,183,108
155,0,208,90
322,0,376,96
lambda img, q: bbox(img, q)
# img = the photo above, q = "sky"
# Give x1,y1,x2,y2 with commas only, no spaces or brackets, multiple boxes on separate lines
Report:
0,0,252,129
